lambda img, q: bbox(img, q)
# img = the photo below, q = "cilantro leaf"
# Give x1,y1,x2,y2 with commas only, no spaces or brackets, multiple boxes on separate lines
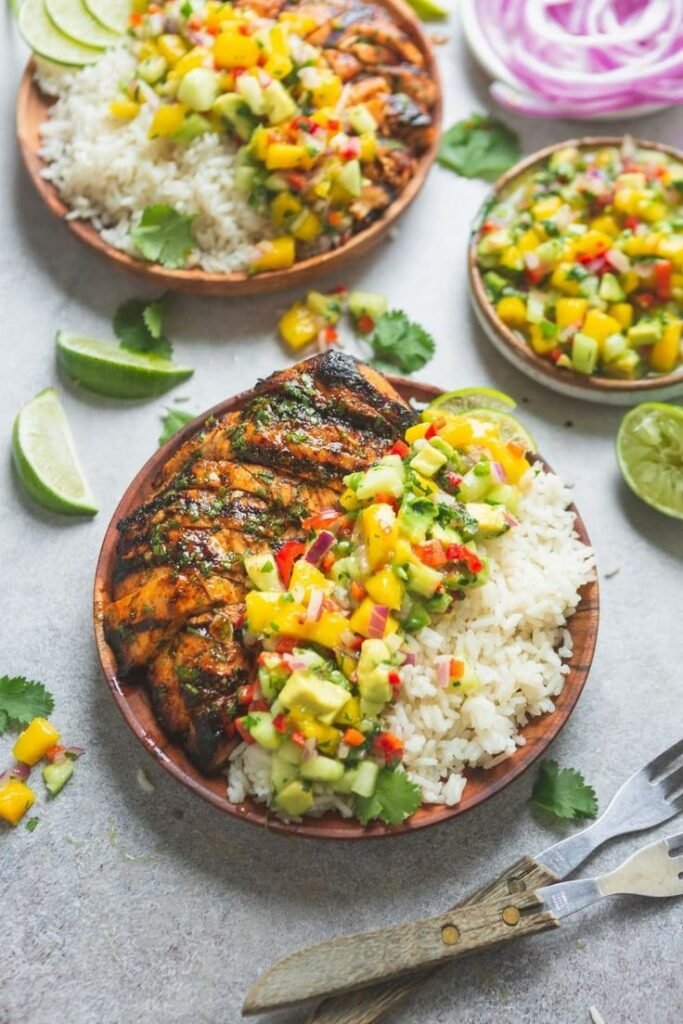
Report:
113,297,172,358
438,113,521,182
531,760,598,821
353,767,422,826
0,676,54,730
366,310,435,374
159,407,197,446
131,204,196,269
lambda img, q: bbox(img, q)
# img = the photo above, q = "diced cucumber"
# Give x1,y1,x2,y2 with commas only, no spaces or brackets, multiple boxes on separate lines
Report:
578,274,600,298
406,560,442,598
336,159,362,198
486,483,519,513
466,502,510,538
571,332,599,375
138,55,168,85
275,779,314,816
602,333,628,363
271,754,299,792
330,555,362,584
356,456,405,501
247,713,283,751
458,463,494,503
360,698,385,718
300,755,345,783
235,166,257,194
279,671,350,718
398,495,437,543
171,114,212,145
627,321,662,346
526,290,546,324
477,229,511,258
598,273,625,302
244,551,283,592
306,291,343,324
350,759,380,798
213,93,258,141
333,768,359,794
43,758,74,796
236,75,266,116
278,738,305,766
410,445,447,478
482,271,508,299
264,172,289,192
347,104,377,135
178,68,219,112
535,239,563,265
429,436,454,459
264,80,297,125
603,350,642,379
425,591,451,614
403,601,432,632
348,290,388,322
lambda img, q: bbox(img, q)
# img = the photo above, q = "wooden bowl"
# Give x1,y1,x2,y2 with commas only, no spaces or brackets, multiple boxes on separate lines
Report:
16,0,441,297
93,374,599,839
468,137,683,406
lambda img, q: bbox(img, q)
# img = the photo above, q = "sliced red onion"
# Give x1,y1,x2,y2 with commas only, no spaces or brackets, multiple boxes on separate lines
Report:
283,654,309,672
367,605,389,639
301,737,317,762
340,629,357,648
306,588,325,623
436,657,450,688
605,248,631,273
10,762,31,781
491,461,507,483
504,511,519,528
401,648,417,666
304,531,335,565
64,746,86,759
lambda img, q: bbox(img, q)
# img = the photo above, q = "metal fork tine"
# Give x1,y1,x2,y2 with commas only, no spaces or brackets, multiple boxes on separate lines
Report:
647,738,683,781
666,831,683,855
661,764,683,799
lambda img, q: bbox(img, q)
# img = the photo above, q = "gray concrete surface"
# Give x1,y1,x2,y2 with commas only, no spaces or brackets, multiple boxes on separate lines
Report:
1,10,682,1024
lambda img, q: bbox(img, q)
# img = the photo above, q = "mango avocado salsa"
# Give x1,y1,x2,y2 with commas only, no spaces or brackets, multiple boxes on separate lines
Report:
476,143,683,379
237,408,531,824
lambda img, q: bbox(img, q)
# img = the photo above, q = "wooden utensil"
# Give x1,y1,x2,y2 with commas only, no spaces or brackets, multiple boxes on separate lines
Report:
93,373,599,839
16,0,441,296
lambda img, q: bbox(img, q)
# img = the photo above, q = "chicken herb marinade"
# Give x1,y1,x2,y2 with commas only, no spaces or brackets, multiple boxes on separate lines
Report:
476,142,683,379
116,0,437,271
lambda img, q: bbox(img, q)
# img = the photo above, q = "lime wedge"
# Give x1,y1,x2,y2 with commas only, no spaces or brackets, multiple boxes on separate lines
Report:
56,331,194,399
45,0,120,49
12,389,98,516
617,402,683,519
464,408,537,453
405,0,448,20
428,387,517,415
83,0,130,34
19,0,101,66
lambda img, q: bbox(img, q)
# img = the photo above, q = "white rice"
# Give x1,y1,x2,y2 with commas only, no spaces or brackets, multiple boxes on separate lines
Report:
36,49,268,272
227,467,596,815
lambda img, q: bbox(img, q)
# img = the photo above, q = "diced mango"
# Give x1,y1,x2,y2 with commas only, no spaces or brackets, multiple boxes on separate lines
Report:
250,237,296,273
571,230,612,258
311,75,342,108
589,215,620,238
339,487,360,511
621,270,639,294
582,309,622,346
213,31,259,69
157,34,188,67
613,187,642,216
439,418,474,448
168,46,212,80
265,144,311,171
365,567,404,611
13,718,61,766
362,504,399,570
279,11,318,34
278,301,318,349
608,303,634,329
270,191,302,230
348,598,398,639
289,560,333,601
658,235,683,266
265,53,293,80
648,321,681,373
531,196,562,220
639,200,667,223
249,125,270,161
268,24,289,55
499,245,523,272
551,263,580,295
528,324,556,355
359,132,377,162
109,100,140,120
488,440,530,484
496,295,526,328
292,210,322,242
404,422,429,443
555,297,588,329
306,612,353,650
149,103,187,138
245,591,305,635
517,228,542,254
0,780,35,827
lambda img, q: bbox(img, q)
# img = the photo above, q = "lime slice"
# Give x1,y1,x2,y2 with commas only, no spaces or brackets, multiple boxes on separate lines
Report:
12,389,98,516
405,0,448,20
464,408,537,453
429,387,517,415
616,402,683,519
56,331,194,399
19,0,101,66
45,0,120,48
83,0,129,34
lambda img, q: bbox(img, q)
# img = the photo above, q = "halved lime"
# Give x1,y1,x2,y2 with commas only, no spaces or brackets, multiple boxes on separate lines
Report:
45,0,120,49
83,0,130,34
56,331,194,399
617,402,683,519
464,408,537,453
19,0,101,66
12,389,98,516
429,387,517,415
405,0,448,19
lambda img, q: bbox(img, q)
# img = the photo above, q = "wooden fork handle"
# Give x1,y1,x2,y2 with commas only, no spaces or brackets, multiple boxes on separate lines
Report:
243,880,559,1014
307,856,559,1024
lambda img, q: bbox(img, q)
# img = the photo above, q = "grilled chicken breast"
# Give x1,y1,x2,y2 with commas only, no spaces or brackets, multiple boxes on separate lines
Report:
104,352,414,772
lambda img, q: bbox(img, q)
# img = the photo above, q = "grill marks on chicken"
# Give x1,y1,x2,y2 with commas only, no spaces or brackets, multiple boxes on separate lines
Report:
104,352,414,773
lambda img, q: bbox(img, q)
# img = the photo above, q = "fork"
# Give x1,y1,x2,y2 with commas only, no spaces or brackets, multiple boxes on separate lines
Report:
245,737,683,1020
243,831,683,1012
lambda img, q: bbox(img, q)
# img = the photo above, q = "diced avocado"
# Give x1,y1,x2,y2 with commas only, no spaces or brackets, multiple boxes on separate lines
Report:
248,712,283,751
275,779,314,816
330,555,362,584
244,551,283,592
535,239,563,265
466,502,510,538
336,159,362,198
598,273,625,302
360,698,386,718
300,755,345,783
333,767,359,794
306,291,343,324
578,274,600,299
410,444,447,478
236,74,266,115
278,670,350,718
356,455,405,501
347,103,377,135
457,463,495,503
602,333,628,363
43,759,74,797
430,523,462,545
429,436,454,459
138,55,167,85
234,165,257,193
627,320,662,347
571,332,599,374
486,483,519,513
350,759,379,798
348,290,388,322
271,753,299,792
263,80,298,125
171,113,213,144
358,666,392,706
177,68,220,112
603,349,642,379
278,738,305,766
264,172,289,192
212,93,257,141
397,495,436,543
406,560,443,599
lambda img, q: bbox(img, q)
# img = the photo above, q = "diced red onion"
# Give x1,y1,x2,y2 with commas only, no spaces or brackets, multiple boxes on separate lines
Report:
301,738,317,762
504,511,519,528
605,248,631,274
524,251,540,271
10,762,31,781
401,648,417,666
491,461,507,483
634,262,654,279
340,629,357,648
304,531,335,565
436,657,450,688
306,588,325,622
367,605,389,639
283,654,309,671
135,79,160,110
472,0,683,118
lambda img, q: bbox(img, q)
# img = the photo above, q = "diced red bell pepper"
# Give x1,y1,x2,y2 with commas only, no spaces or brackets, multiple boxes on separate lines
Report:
356,314,375,334
481,219,499,234
443,470,462,492
390,439,410,458
235,718,255,745
321,325,338,345
374,492,398,511
275,540,305,586
525,266,547,286
273,713,288,734
328,286,347,296
275,636,298,654
320,551,336,574
45,744,65,763
301,508,343,531
342,728,365,747
248,700,270,713
349,580,367,603
290,731,306,747
449,659,465,680
625,215,641,231
388,670,402,688
445,543,483,574
238,683,257,705
654,260,672,301
634,292,655,310
286,173,307,192
424,419,445,440
373,731,404,764
413,540,447,568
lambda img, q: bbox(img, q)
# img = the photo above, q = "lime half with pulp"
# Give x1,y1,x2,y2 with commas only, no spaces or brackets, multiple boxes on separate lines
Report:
12,389,98,516
405,0,448,20
19,0,101,66
617,402,683,519
465,408,537,453
57,331,194,399
429,387,517,415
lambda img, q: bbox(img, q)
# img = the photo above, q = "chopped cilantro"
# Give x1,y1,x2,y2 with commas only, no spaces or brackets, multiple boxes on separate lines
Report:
159,408,197,447
180,0,193,14
131,204,196,269
438,113,521,182
365,310,435,374
531,760,598,821
0,676,54,734
25,817,39,832
113,296,172,358
353,767,422,826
